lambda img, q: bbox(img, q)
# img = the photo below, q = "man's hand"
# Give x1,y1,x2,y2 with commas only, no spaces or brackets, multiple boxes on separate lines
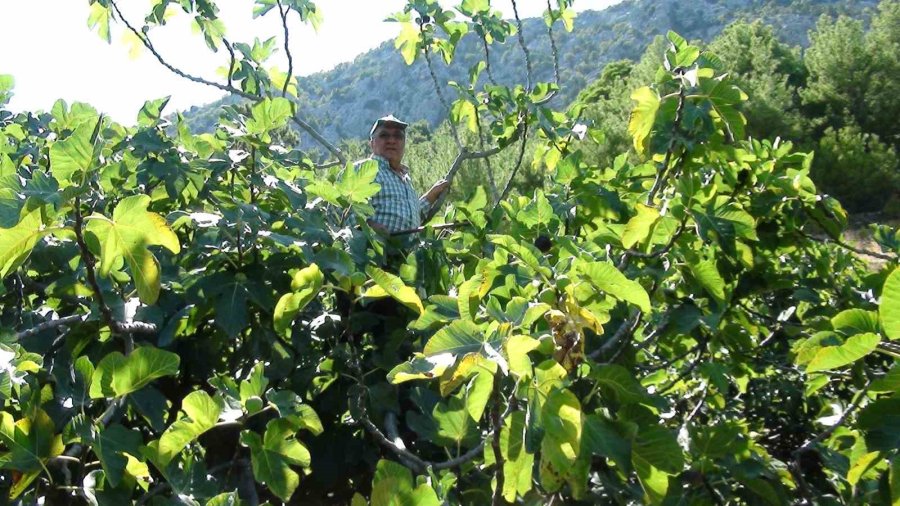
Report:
366,219,390,236
423,178,451,204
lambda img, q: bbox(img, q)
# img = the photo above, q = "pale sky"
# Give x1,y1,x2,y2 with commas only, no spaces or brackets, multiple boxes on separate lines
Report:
0,0,620,124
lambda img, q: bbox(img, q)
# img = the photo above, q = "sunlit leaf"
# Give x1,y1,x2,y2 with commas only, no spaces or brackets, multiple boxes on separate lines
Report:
366,265,424,314
501,411,534,502
49,121,96,186
629,86,659,157
622,204,660,249
156,390,223,466
806,333,880,373
687,257,726,305
241,419,311,502
370,459,440,506
541,388,582,470
424,320,496,357
881,268,900,340
0,209,47,280
90,347,180,399
577,261,651,312
85,195,181,304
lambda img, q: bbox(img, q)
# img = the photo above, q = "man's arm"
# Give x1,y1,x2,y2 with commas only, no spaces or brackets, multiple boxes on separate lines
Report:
421,178,450,205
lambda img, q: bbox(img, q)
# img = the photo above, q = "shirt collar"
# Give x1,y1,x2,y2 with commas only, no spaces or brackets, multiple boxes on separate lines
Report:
371,155,407,176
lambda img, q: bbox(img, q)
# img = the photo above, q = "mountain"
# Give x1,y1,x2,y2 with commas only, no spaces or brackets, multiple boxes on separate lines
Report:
181,0,878,145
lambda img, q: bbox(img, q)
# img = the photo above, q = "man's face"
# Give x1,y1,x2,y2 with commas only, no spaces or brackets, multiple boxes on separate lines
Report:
370,124,406,166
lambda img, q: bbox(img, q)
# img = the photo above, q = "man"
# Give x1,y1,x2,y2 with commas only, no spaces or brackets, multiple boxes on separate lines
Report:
361,115,449,235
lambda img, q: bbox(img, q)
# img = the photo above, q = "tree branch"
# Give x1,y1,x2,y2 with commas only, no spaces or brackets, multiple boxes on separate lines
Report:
481,33,498,86
646,80,687,206
276,0,294,98
390,222,466,237
544,0,561,89
423,150,469,223
801,228,896,262
476,113,499,202
510,0,533,92
617,219,688,269
354,379,517,474
657,342,707,394
589,310,642,361
491,372,507,506
108,0,346,166
107,0,258,101
223,37,236,89
790,379,872,499
498,120,529,202
290,113,346,166
14,315,84,340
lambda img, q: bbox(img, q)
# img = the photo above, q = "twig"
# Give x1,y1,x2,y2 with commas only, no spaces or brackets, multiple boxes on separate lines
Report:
354,391,429,472
800,229,896,262
14,315,84,340
424,150,469,223
73,196,115,328
510,0,533,92
491,373,506,506
476,113,499,202
276,0,294,98
290,114,346,166
14,273,23,326
481,34,498,85
790,379,872,499
544,0,561,90
391,222,466,237
49,455,83,466
646,80,687,206
74,196,156,339
223,38,236,89
617,219,688,269
316,160,344,170
354,379,516,474
384,412,424,470
684,382,709,425
657,343,706,394
589,310,642,361
107,0,258,101
108,0,346,167
639,343,700,373
497,120,528,202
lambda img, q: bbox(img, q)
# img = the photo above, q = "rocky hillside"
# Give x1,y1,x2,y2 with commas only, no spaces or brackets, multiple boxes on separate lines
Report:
182,0,877,145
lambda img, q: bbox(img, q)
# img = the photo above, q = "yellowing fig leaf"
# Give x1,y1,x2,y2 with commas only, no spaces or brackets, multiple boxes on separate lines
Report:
85,195,180,304
366,265,423,314
628,86,660,157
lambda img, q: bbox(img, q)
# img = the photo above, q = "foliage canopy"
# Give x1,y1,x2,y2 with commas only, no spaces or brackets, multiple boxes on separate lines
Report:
0,0,898,504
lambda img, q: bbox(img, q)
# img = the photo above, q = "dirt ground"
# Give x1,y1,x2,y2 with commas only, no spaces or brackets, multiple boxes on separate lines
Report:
845,214,899,271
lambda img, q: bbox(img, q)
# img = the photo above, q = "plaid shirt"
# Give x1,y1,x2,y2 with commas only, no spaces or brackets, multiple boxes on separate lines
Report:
361,155,429,234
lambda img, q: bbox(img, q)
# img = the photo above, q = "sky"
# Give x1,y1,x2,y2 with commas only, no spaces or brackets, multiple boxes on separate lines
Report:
0,0,620,124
